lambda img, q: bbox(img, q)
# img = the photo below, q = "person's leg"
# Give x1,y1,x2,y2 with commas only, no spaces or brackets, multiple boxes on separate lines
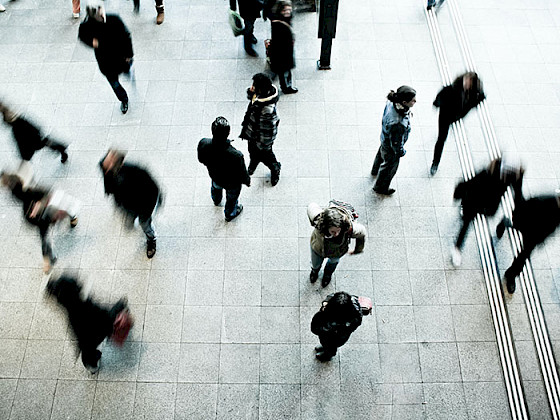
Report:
504,241,536,293
259,147,281,186
43,137,68,163
371,146,383,176
374,146,399,194
81,347,102,373
310,248,324,283
247,142,261,175
72,0,80,16
317,336,337,361
224,187,242,220
243,19,257,55
133,0,140,13
321,257,340,287
427,0,437,9
155,0,164,24
279,70,297,94
138,215,157,258
431,113,451,173
105,75,129,108
455,213,474,250
211,181,223,206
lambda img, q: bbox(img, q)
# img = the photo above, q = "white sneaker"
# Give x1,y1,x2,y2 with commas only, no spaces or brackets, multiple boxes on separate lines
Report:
451,247,462,267
72,12,80,18
0,4,6,12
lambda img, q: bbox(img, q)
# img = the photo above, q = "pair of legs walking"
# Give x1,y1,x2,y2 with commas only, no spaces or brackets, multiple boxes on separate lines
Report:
310,248,340,287
43,137,69,163
243,19,258,56
123,211,157,258
315,335,349,361
132,0,165,23
430,114,452,174
248,142,281,186
371,145,400,195
211,181,242,221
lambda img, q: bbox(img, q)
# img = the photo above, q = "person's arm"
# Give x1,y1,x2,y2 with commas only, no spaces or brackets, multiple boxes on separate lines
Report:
229,0,237,11
307,203,323,226
78,21,95,48
388,123,406,156
239,154,251,186
259,106,279,147
119,18,134,59
349,222,366,254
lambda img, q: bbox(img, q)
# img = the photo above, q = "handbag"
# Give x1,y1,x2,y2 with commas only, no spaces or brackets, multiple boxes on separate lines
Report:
357,296,373,315
229,10,245,37
111,309,134,346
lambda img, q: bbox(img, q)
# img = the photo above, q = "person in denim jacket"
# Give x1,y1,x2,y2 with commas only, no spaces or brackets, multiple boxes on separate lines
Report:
371,86,416,196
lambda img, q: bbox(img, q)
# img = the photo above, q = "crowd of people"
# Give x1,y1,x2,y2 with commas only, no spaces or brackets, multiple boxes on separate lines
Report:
0,0,559,373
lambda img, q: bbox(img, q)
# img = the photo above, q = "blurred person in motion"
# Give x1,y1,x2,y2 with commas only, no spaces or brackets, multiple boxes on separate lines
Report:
1,171,79,273
311,291,363,361
427,0,445,11
0,101,69,165
46,274,132,373
230,0,264,56
99,149,161,258
452,158,523,268
268,0,298,94
240,73,282,186
198,117,251,222
496,190,560,294
430,72,485,175
132,0,165,25
307,201,366,287
78,4,134,114
371,86,416,196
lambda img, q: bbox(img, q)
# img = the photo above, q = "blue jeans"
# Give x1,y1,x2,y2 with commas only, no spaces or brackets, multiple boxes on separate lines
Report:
310,248,340,271
211,181,241,219
427,0,436,6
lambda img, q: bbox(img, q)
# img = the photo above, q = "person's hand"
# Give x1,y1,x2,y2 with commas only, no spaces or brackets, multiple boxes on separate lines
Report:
92,38,99,48
399,149,406,157
125,58,132,63
43,257,52,274
348,250,362,255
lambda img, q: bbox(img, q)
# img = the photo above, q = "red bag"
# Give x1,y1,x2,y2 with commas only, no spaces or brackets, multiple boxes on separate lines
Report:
111,309,134,346
358,296,373,315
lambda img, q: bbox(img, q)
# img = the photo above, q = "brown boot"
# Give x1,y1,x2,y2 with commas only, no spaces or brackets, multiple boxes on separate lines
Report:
156,9,164,24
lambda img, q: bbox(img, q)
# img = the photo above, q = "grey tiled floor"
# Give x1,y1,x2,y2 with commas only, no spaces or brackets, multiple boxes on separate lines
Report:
0,0,559,419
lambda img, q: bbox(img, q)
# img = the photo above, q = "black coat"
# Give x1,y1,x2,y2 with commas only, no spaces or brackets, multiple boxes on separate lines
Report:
269,19,295,73
101,162,160,219
78,14,133,78
434,79,485,123
311,298,362,348
230,0,263,20
454,169,522,217
8,117,47,161
511,196,560,245
197,138,250,189
240,86,280,149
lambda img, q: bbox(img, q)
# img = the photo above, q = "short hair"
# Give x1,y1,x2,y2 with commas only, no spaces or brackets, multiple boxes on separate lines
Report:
211,116,230,139
315,207,351,237
252,73,274,96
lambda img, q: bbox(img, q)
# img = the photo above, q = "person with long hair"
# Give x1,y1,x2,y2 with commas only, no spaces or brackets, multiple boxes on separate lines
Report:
430,72,485,175
311,291,363,361
371,86,416,195
268,0,298,94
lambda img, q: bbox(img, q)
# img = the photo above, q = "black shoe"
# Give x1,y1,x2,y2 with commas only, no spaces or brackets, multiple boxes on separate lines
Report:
496,221,505,239
245,47,258,57
133,4,140,13
315,351,332,362
60,150,68,163
271,163,281,186
251,35,257,44
248,164,257,176
321,272,332,288
282,87,298,94
430,164,438,176
506,275,516,294
427,5,433,10
147,239,156,259
373,187,396,196
371,168,379,177
121,101,129,114
225,204,243,222
309,269,319,283
314,345,323,352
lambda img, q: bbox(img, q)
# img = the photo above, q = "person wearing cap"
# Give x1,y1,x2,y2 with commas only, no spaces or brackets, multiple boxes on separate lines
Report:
78,4,134,114
496,190,560,294
371,86,416,196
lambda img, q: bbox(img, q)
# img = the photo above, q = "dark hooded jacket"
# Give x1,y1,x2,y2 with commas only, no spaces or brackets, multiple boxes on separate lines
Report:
511,195,560,245
230,0,264,20
78,14,133,78
240,85,280,150
311,294,363,348
269,16,295,73
7,116,48,161
198,137,251,189
99,159,160,219
433,76,485,123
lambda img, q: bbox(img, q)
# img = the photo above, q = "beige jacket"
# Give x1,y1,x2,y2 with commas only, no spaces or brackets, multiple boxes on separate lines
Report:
307,202,366,258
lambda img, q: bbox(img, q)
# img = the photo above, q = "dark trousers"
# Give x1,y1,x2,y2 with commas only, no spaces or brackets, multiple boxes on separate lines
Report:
432,113,453,167
373,145,400,192
455,212,475,250
319,334,350,358
278,70,293,91
133,0,164,10
243,18,256,49
248,142,280,173
505,239,536,281
211,181,241,219
106,75,129,104
43,137,67,157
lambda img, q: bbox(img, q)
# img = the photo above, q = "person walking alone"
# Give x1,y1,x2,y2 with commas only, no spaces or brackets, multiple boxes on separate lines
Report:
268,0,298,94
230,0,264,56
371,86,416,196
198,117,251,222
307,201,366,287
78,4,134,114
240,73,282,186
430,72,485,175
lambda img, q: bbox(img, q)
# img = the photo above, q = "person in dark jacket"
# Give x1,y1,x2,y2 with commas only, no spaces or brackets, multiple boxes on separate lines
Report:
496,192,560,294
132,0,165,25
78,5,134,114
240,73,282,186
0,102,68,164
430,72,485,175
46,274,129,373
198,117,251,222
230,0,264,56
1,172,79,273
311,291,363,361
452,158,523,268
269,0,298,94
371,86,416,196
99,149,161,258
